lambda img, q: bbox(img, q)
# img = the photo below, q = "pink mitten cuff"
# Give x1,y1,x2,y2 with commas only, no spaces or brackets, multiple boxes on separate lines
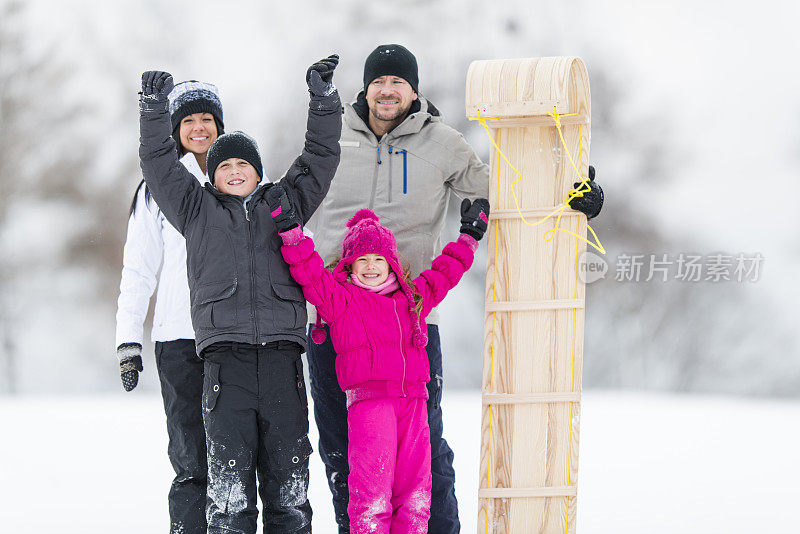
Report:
278,226,305,245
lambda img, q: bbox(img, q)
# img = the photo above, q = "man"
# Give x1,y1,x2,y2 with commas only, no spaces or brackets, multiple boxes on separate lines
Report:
307,44,603,533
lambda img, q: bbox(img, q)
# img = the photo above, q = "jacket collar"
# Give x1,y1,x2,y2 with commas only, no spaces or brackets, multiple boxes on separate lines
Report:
344,90,441,142
204,180,272,203
179,152,209,184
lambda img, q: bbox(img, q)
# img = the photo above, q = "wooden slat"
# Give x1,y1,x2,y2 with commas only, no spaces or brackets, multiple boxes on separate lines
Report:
480,114,589,129
483,393,581,405
468,99,567,119
485,299,584,312
490,208,581,220
479,486,578,498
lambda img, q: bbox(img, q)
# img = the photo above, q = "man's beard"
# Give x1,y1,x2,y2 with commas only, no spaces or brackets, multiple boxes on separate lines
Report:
370,101,411,123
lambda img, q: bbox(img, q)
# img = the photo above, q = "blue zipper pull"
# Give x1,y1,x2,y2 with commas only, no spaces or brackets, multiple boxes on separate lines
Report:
377,145,381,164
388,144,394,154
398,149,408,194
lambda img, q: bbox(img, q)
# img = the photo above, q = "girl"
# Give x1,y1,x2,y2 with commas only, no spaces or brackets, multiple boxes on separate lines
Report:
116,79,223,534
268,186,490,533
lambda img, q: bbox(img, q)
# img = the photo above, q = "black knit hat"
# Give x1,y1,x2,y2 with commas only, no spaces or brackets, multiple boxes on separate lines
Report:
206,131,263,185
168,80,224,133
363,44,419,94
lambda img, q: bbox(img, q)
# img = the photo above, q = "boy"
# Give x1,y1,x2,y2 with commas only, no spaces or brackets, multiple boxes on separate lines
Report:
138,55,340,534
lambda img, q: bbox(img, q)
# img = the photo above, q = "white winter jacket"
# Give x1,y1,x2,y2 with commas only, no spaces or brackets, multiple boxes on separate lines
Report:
115,152,207,350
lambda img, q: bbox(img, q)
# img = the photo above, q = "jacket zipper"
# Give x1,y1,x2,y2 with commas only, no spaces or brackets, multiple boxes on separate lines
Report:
245,201,258,343
369,141,382,210
387,145,408,201
393,300,407,397
387,145,393,203
398,149,408,194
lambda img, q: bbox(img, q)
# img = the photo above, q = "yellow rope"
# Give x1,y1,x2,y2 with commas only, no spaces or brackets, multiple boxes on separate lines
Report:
485,128,502,534
564,150,583,534
469,111,605,255
479,109,592,533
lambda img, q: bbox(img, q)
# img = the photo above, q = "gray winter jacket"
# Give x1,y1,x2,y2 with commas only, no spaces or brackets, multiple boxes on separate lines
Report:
139,90,341,353
307,93,489,324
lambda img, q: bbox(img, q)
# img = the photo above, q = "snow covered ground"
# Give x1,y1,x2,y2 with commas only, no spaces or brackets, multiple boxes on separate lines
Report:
2,390,798,533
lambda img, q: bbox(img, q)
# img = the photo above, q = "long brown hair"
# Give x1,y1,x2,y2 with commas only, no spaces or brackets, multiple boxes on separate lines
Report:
327,256,424,316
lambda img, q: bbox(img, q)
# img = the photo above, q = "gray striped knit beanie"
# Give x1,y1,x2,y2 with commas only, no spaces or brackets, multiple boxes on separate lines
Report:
168,80,224,133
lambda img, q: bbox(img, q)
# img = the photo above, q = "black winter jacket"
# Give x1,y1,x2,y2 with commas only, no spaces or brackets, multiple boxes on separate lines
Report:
139,91,341,353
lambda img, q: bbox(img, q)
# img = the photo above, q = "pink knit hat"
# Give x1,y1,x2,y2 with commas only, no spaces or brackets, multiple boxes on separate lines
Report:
311,209,427,348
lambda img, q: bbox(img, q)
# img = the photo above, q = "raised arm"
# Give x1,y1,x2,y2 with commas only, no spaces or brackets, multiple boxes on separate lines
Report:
278,55,342,224
267,185,349,324
415,199,490,317
139,70,205,235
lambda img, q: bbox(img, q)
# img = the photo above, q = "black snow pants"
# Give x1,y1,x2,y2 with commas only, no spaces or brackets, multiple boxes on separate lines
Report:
307,323,460,533
155,338,207,534
201,341,313,534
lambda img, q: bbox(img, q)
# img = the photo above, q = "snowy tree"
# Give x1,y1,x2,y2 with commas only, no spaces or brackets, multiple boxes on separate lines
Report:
0,1,94,392
0,1,138,393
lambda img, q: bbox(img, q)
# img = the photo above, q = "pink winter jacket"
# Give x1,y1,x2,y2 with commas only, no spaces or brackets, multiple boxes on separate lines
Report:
280,233,476,402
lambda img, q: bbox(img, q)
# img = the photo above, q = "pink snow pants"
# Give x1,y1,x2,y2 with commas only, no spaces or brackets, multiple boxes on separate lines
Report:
347,396,432,534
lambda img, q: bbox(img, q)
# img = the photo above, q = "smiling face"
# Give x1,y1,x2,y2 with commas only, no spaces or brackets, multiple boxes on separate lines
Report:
213,158,260,197
365,75,418,136
351,254,390,286
178,112,218,155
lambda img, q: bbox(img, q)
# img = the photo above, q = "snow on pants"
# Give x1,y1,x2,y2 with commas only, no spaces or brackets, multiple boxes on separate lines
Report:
348,396,431,534
308,323,460,534
201,341,313,534
155,338,207,534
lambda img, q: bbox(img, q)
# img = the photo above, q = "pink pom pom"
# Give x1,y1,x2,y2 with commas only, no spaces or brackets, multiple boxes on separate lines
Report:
311,325,327,344
412,329,428,349
346,208,379,228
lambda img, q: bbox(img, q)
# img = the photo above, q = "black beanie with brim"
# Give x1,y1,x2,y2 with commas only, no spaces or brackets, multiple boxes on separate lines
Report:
206,131,263,185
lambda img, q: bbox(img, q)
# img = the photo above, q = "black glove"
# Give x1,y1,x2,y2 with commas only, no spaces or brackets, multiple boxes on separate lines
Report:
139,70,174,113
117,343,144,392
266,184,301,233
306,54,339,97
460,198,491,241
568,165,604,220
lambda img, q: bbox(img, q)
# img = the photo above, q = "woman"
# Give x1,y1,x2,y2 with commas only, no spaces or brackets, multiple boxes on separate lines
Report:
115,79,223,534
